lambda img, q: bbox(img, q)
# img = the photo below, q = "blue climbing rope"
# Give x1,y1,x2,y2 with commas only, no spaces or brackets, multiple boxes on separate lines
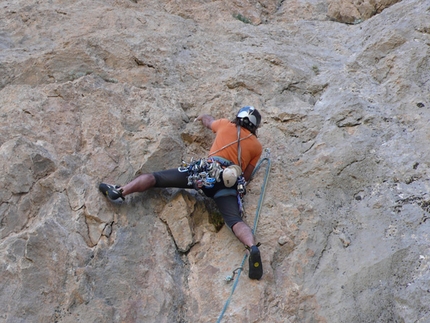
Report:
216,149,271,323
250,149,271,234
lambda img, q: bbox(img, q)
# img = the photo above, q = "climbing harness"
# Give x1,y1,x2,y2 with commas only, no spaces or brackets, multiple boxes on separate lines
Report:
216,148,271,323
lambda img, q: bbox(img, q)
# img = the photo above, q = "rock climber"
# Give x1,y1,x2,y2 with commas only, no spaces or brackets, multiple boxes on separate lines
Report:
99,106,264,280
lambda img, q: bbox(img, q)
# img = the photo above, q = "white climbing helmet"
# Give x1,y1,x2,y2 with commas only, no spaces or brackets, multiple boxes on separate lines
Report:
236,106,261,130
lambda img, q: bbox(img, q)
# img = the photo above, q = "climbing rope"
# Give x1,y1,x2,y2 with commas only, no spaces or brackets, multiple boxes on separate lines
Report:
216,148,271,323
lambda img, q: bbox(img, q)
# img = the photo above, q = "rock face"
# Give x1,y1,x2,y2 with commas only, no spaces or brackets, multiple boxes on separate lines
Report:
327,0,402,24
1,0,429,322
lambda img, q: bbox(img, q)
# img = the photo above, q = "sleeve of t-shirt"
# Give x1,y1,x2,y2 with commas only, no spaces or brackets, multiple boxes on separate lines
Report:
249,147,263,167
210,119,229,133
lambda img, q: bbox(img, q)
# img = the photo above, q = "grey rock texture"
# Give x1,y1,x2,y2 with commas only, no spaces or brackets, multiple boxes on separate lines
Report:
1,0,429,322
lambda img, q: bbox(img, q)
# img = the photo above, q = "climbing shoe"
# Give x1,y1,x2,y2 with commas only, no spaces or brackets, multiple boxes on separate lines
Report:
248,245,263,280
99,183,124,201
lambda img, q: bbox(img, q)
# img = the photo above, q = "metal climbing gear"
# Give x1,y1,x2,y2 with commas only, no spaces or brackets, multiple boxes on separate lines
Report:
225,267,243,282
237,176,246,195
178,158,224,189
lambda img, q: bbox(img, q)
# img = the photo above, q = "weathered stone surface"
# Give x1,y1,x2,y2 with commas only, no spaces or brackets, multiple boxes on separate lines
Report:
327,0,401,24
1,0,430,322
0,137,57,239
160,191,196,252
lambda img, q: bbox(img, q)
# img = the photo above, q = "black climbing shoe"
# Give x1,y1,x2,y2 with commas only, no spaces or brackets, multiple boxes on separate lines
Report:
99,183,124,201
248,245,263,280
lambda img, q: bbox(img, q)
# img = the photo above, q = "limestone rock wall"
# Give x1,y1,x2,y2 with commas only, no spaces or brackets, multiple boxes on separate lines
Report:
1,0,429,322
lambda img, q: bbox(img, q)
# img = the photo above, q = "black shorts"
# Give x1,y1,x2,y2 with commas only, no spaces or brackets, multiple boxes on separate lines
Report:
153,168,242,228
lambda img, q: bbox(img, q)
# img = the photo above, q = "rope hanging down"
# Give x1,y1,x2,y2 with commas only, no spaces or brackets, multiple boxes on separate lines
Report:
216,148,271,323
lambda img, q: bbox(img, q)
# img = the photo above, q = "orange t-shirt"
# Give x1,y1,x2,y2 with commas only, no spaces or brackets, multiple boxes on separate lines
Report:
209,119,262,172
